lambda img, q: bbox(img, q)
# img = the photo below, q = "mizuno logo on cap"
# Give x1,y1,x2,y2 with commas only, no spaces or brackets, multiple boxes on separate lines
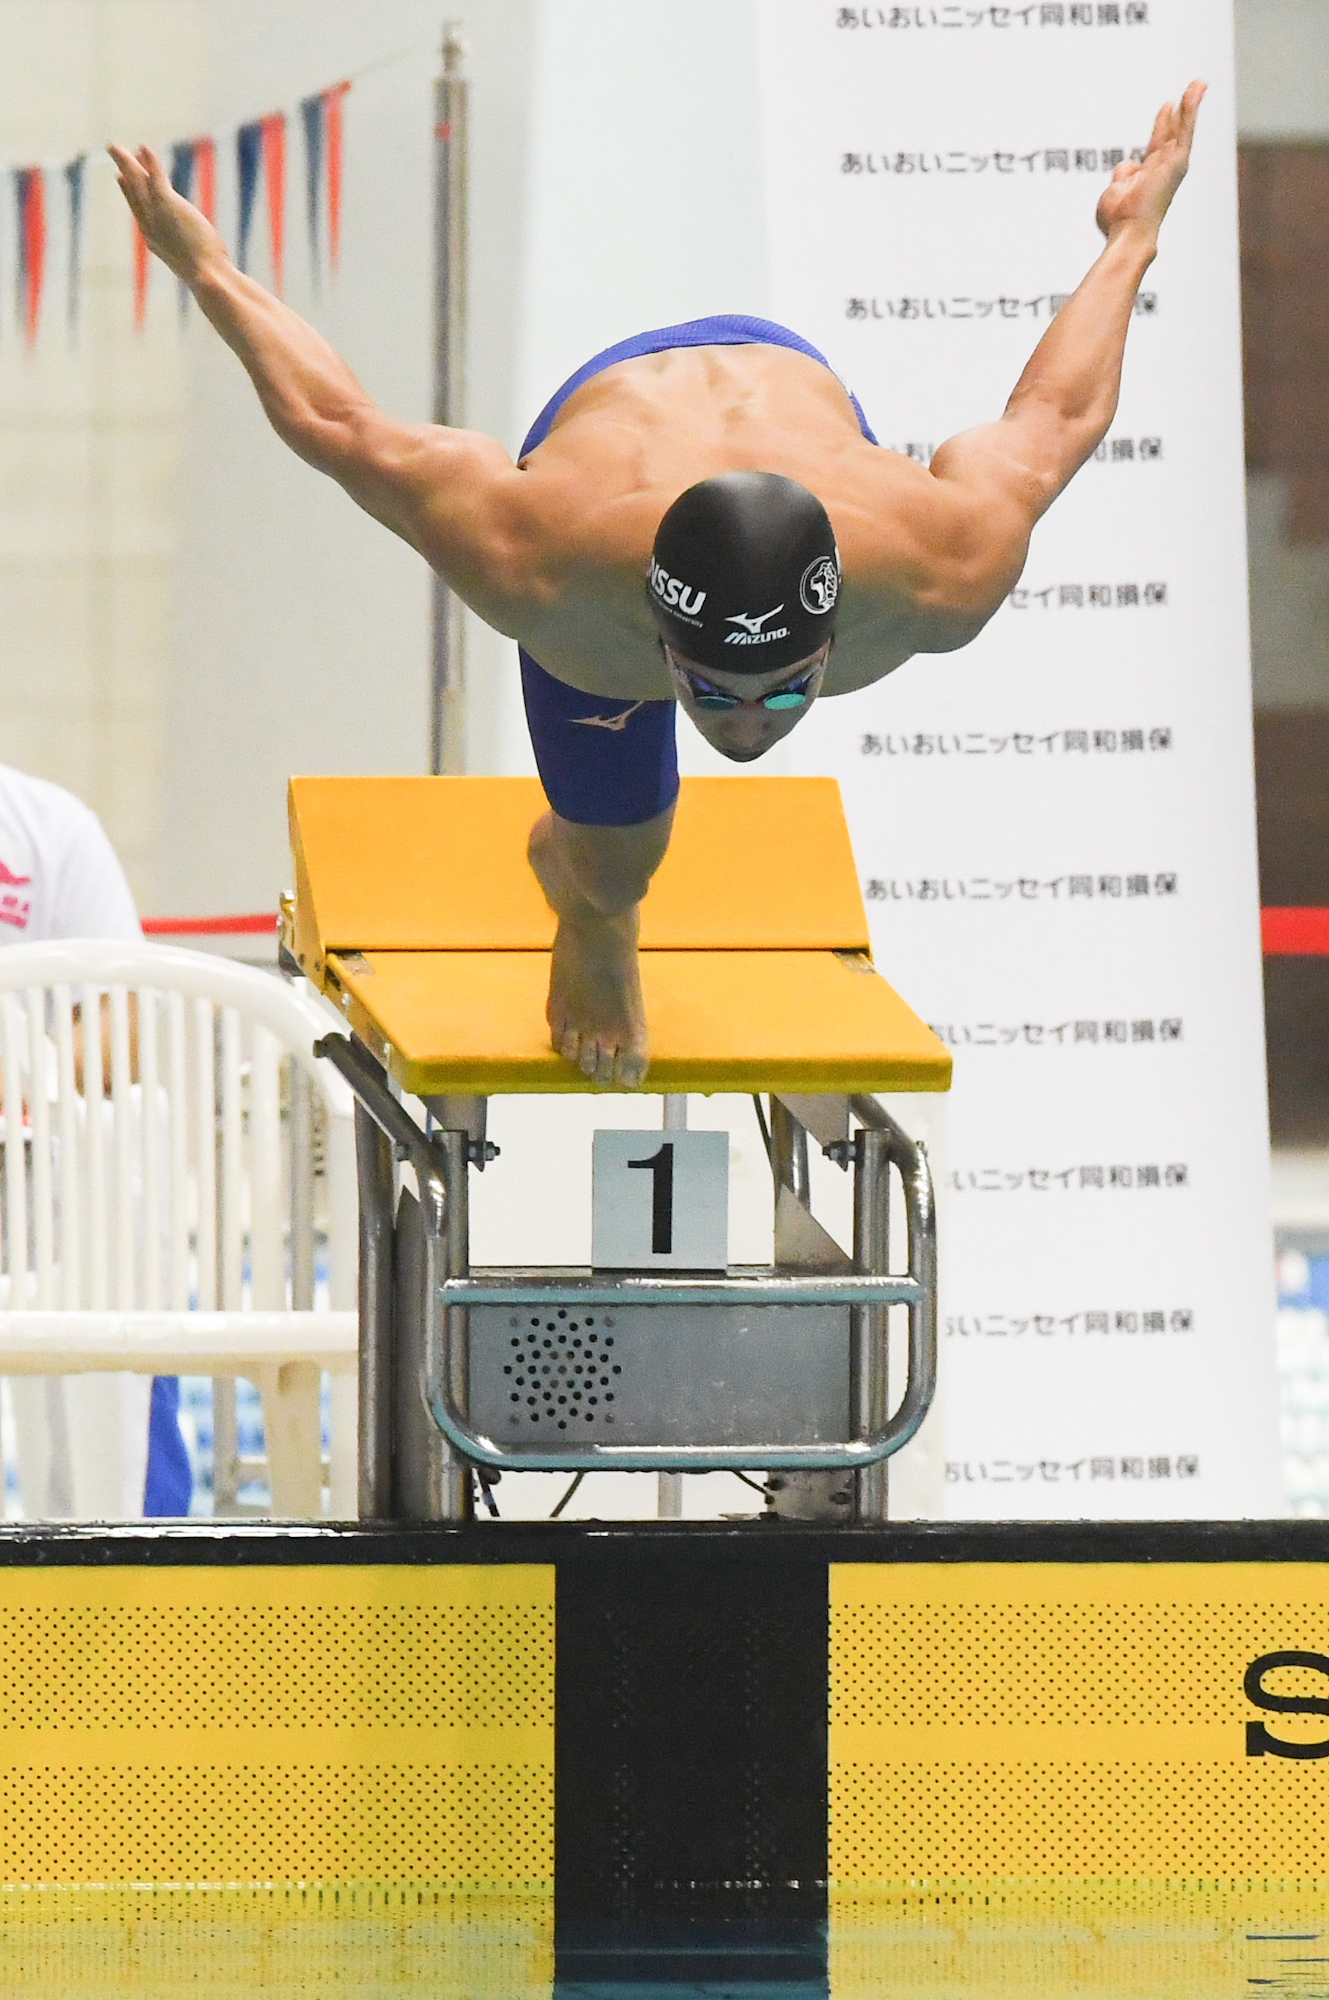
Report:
723,603,791,646
726,606,784,634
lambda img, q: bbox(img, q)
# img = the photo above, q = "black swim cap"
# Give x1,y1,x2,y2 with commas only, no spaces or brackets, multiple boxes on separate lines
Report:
648,471,840,674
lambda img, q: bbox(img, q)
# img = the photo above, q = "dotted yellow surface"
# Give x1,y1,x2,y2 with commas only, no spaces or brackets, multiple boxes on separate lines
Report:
0,1565,554,1891
829,1562,1329,1885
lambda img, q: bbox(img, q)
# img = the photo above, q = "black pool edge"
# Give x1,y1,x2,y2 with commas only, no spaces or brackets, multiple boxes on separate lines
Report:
0,1516,1326,1565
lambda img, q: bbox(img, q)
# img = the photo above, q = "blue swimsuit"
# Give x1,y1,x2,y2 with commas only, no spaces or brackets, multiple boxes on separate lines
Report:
518,315,877,826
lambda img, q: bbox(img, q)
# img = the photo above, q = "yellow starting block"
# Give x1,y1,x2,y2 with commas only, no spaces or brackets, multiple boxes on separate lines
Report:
281,773,950,1097
282,773,948,1525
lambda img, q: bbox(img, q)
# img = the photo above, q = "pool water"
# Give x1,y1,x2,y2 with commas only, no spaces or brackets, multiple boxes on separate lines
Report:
0,1890,1326,1997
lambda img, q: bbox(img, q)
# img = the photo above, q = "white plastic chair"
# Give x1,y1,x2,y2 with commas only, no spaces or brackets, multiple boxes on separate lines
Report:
0,940,358,1519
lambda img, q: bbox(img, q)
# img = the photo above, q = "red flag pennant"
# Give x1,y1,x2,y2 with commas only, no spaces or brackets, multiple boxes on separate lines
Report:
194,136,216,224
260,112,286,295
323,82,350,274
16,168,46,346
132,218,149,330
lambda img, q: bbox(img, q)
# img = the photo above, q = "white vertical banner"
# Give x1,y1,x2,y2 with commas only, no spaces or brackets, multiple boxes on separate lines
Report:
757,0,1282,1517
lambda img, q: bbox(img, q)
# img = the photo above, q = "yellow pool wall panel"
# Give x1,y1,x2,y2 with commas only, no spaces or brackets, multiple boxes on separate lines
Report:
829,1560,1329,1886
0,1563,555,1890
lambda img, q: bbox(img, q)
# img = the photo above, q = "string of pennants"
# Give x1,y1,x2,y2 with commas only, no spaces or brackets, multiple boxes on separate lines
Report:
7,77,351,347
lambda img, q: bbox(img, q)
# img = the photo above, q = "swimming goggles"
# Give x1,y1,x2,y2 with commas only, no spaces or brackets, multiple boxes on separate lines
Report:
673,661,825,713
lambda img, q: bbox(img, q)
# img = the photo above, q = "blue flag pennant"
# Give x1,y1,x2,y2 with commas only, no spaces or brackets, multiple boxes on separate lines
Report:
64,155,85,338
300,93,324,287
169,139,195,200
236,120,262,273
1,66,353,342
169,141,196,316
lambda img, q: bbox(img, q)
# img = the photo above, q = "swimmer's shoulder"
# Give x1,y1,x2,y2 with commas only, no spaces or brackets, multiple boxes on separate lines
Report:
413,440,617,638
431,468,671,701
829,446,1021,641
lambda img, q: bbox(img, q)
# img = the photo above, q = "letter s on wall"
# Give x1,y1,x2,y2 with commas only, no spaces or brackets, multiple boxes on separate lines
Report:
1245,1650,1329,1759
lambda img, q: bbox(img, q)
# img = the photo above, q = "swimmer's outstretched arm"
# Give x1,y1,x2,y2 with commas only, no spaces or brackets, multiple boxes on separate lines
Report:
107,144,522,614
902,82,1206,628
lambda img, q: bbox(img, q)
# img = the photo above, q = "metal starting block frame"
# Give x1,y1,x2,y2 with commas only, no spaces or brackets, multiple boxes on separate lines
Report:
315,1030,936,1521
284,774,951,1523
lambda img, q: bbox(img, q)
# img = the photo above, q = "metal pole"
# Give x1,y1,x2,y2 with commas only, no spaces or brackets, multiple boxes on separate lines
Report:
659,1093,688,1515
392,1183,445,1518
355,1101,396,1518
852,1126,891,1523
770,1097,810,1215
769,1098,854,1520
430,23,470,775
435,1127,473,1519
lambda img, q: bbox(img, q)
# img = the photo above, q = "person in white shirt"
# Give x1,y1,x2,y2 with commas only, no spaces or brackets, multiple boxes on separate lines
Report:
0,763,142,947
0,762,192,1519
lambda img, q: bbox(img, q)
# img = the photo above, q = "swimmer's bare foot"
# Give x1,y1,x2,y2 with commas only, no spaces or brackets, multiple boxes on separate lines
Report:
547,908,649,1089
528,808,668,1090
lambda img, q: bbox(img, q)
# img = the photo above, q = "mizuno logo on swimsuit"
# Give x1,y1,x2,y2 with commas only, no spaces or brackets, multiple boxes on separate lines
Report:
570,701,645,732
649,560,706,622
724,604,790,646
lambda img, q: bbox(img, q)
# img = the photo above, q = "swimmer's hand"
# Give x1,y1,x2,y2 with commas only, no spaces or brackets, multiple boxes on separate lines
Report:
108,143,225,285
1096,79,1206,246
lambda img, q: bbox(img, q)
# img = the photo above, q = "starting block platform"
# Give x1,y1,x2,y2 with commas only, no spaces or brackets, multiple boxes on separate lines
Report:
282,774,951,1096
1,1518,1327,1996
280,772,951,1522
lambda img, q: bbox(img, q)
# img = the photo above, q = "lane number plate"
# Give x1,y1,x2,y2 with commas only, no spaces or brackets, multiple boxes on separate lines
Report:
591,1129,730,1270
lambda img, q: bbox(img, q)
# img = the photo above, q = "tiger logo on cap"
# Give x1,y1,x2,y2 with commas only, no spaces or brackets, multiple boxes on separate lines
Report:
800,554,840,615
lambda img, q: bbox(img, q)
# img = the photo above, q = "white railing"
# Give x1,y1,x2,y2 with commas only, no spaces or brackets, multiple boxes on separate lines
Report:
0,941,358,1518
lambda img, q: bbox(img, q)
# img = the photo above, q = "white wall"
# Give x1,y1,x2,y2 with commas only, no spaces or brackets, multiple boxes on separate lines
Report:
0,0,205,908
483,0,768,778
158,0,541,916
138,0,768,914
1236,0,1329,139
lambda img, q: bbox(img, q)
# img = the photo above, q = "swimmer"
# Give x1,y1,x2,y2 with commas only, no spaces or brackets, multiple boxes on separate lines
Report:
111,80,1203,1089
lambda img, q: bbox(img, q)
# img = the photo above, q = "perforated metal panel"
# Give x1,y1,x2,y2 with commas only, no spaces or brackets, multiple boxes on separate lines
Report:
829,1562,1329,1886
0,1565,554,1890
469,1302,850,1444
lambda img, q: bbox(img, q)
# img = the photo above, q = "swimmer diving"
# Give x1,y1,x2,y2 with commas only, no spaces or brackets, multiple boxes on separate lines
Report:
110,78,1204,1090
